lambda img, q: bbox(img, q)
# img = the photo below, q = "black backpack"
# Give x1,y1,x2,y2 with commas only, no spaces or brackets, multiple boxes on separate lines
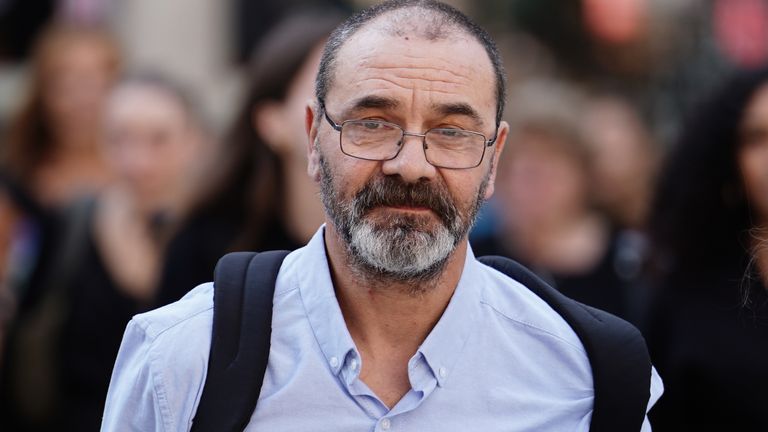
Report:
191,251,652,432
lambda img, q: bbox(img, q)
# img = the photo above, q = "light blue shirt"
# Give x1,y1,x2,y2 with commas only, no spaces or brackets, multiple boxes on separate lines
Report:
102,226,663,431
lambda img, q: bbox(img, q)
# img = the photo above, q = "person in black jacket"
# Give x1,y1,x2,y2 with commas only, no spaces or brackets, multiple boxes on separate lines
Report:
648,66,768,431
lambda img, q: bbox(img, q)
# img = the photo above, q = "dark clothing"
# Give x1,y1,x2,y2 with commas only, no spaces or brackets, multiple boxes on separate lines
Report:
471,229,650,327
1,199,154,431
57,221,149,431
0,170,55,310
647,259,768,431
0,197,209,431
154,214,239,307
54,206,302,428
156,212,302,306
0,173,57,432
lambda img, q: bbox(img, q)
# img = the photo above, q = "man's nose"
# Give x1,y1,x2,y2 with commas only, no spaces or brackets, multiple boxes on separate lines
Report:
380,134,437,183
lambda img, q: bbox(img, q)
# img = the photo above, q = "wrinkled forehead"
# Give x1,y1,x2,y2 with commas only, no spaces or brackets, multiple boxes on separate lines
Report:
326,12,497,111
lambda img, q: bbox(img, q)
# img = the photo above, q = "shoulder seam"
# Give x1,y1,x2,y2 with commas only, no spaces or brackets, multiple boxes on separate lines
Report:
134,305,213,341
480,300,586,354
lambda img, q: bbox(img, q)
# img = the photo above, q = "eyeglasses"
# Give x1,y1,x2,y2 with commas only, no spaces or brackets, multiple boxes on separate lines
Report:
319,100,498,170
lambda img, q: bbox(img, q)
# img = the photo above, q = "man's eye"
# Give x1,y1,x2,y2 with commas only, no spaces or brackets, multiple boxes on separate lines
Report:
362,121,382,130
435,129,464,137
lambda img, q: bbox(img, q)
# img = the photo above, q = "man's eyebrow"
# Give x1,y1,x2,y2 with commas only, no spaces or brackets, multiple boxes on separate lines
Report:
339,97,486,126
343,95,401,117
432,102,484,127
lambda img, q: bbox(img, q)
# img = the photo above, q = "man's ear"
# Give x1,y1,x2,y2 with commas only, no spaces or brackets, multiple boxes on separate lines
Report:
306,100,322,182
483,120,508,200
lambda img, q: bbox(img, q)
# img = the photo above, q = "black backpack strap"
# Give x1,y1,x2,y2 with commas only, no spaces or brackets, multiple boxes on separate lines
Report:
478,256,651,432
191,250,290,432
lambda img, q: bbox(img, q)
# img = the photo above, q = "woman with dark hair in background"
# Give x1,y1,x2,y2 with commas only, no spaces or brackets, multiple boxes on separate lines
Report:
648,67,768,430
156,10,346,304
1,24,120,208
0,24,120,386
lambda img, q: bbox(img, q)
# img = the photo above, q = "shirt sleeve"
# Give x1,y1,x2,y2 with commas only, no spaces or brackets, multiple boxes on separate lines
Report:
101,319,170,432
640,366,664,432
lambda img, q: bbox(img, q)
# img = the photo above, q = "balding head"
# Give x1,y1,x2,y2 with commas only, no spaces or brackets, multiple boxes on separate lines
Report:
315,0,506,125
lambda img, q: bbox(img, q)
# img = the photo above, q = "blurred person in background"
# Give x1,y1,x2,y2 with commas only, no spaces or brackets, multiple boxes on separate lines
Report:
0,73,209,431
580,92,658,328
581,92,658,231
1,24,119,209
472,81,646,324
0,23,120,387
156,9,346,304
648,66,768,431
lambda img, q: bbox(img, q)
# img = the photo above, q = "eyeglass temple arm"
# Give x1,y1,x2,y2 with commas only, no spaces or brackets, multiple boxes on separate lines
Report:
487,121,501,146
318,99,343,131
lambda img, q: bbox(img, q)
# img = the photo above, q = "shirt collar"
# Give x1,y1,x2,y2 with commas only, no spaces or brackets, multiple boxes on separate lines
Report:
417,243,483,387
297,226,483,385
297,226,357,376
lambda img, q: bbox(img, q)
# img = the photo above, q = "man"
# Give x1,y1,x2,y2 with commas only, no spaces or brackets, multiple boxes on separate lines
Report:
102,1,663,430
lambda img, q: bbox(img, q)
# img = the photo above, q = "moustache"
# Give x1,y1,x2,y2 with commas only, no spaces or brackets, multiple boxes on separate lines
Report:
352,176,459,228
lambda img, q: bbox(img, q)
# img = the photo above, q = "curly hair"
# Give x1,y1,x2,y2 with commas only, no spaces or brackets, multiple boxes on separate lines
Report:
650,67,768,276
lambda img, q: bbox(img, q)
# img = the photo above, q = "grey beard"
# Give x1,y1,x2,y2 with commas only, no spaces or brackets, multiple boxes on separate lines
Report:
348,212,456,283
318,152,489,285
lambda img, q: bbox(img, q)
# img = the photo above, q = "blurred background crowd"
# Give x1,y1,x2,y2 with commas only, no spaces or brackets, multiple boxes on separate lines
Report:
0,0,766,430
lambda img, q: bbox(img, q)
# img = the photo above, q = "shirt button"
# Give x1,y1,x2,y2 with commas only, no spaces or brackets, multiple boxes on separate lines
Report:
350,359,358,371
381,418,391,430
439,367,447,378
330,356,339,368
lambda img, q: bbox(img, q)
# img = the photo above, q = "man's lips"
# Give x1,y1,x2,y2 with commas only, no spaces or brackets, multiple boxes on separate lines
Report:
381,205,433,213
363,205,437,219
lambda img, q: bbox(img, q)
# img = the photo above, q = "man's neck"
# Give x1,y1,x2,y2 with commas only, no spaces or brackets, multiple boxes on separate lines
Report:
325,226,466,343
323,225,467,406
283,158,326,243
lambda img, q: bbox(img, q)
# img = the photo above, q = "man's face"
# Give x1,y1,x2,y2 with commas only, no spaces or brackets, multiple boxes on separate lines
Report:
308,25,507,282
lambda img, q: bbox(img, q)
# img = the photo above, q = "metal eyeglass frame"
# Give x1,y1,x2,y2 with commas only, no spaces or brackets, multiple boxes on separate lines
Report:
318,99,499,169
